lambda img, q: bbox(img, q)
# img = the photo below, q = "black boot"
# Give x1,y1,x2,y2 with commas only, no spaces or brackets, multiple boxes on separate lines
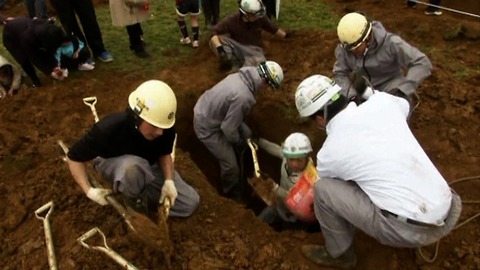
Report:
301,245,357,269
130,43,150,58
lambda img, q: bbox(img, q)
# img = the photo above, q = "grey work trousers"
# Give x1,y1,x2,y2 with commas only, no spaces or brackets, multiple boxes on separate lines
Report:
193,121,241,195
93,155,200,217
314,178,462,257
210,36,266,67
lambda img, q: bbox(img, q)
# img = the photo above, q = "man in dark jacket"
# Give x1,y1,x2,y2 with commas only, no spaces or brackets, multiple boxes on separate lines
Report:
2,16,64,86
209,0,287,70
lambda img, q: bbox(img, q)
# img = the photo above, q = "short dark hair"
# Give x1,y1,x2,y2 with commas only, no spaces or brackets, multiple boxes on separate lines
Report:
311,94,348,122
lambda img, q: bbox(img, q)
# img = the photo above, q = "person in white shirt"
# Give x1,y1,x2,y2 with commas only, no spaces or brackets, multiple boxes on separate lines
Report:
294,74,462,269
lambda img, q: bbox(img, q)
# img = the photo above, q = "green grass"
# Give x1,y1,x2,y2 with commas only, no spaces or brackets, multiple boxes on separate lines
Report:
0,0,337,76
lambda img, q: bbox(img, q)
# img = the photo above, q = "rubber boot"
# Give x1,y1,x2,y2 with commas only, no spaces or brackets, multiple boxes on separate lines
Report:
301,245,357,269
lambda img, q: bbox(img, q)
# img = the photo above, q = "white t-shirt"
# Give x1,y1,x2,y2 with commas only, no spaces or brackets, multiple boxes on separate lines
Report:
316,92,452,225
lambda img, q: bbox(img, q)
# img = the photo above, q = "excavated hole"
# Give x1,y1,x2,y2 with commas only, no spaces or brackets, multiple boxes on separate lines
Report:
175,98,325,222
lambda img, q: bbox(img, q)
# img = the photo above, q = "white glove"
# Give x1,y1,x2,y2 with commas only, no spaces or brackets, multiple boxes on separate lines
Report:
86,188,112,206
160,179,177,207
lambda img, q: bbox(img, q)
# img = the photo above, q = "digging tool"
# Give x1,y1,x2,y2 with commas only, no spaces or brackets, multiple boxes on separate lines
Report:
156,133,175,239
82,96,99,123
34,201,57,270
246,139,278,206
57,140,173,260
78,227,138,270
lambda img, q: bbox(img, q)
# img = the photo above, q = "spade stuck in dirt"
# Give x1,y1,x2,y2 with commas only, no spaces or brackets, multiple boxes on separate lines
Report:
246,139,278,206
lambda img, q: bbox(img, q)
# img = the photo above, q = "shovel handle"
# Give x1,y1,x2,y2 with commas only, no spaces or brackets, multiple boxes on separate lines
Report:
35,201,57,270
78,227,138,270
83,96,99,123
163,198,171,217
247,139,261,178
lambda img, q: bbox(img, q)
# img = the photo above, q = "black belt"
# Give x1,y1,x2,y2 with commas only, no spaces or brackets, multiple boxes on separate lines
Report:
380,210,439,228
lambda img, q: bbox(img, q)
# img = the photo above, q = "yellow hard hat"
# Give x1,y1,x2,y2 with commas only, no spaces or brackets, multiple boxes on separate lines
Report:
128,80,177,129
337,13,372,50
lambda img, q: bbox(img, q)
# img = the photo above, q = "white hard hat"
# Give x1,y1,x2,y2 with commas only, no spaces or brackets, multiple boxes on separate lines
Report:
282,133,312,158
337,12,372,50
257,61,284,89
239,0,266,17
295,75,342,117
128,80,177,129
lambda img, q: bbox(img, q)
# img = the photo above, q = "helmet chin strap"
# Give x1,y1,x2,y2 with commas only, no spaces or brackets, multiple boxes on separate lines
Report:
323,106,329,124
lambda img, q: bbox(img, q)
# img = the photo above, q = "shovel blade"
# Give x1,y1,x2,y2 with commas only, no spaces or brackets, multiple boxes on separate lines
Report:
126,208,173,268
247,177,277,206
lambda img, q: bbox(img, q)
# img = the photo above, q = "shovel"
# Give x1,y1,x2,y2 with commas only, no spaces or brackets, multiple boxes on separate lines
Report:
157,133,175,228
57,140,173,263
34,201,57,270
246,139,278,206
78,227,138,270
82,96,99,123
156,133,175,246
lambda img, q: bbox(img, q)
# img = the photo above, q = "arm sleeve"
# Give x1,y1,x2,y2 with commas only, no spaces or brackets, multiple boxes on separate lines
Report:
333,45,354,98
54,48,62,66
260,17,279,35
389,35,432,96
221,96,252,145
274,185,289,202
210,15,232,36
67,124,108,162
258,138,283,159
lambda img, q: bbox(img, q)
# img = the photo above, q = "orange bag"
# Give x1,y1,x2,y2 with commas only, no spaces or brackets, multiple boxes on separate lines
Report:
285,159,318,222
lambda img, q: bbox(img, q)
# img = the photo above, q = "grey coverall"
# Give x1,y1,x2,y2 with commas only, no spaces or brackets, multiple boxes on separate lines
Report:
193,67,263,195
333,21,432,98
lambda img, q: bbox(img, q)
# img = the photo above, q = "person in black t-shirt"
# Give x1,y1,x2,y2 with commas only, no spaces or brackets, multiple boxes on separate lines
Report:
67,80,199,219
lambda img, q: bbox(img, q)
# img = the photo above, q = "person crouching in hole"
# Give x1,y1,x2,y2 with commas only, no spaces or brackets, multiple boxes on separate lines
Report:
53,31,95,80
257,132,319,231
0,54,23,98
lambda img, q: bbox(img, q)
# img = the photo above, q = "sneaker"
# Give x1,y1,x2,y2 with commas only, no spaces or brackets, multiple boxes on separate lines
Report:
78,63,95,71
180,37,191,45
97,51,113,62
192,40,199,48
86,57,96,66
134,48,150,58
424,10,442,16
301,245,357,269
62,68,69,77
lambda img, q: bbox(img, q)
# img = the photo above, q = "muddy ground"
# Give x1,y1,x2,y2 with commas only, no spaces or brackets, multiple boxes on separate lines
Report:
1,0,479,269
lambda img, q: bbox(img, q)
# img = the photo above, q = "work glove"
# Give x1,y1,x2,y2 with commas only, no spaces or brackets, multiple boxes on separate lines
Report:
160,179,178,207
86,187,112,206
349,69,369,96
239,124,252,141
217,46,232,71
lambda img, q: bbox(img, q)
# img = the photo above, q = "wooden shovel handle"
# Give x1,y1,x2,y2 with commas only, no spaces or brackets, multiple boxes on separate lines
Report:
247,139,261,178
